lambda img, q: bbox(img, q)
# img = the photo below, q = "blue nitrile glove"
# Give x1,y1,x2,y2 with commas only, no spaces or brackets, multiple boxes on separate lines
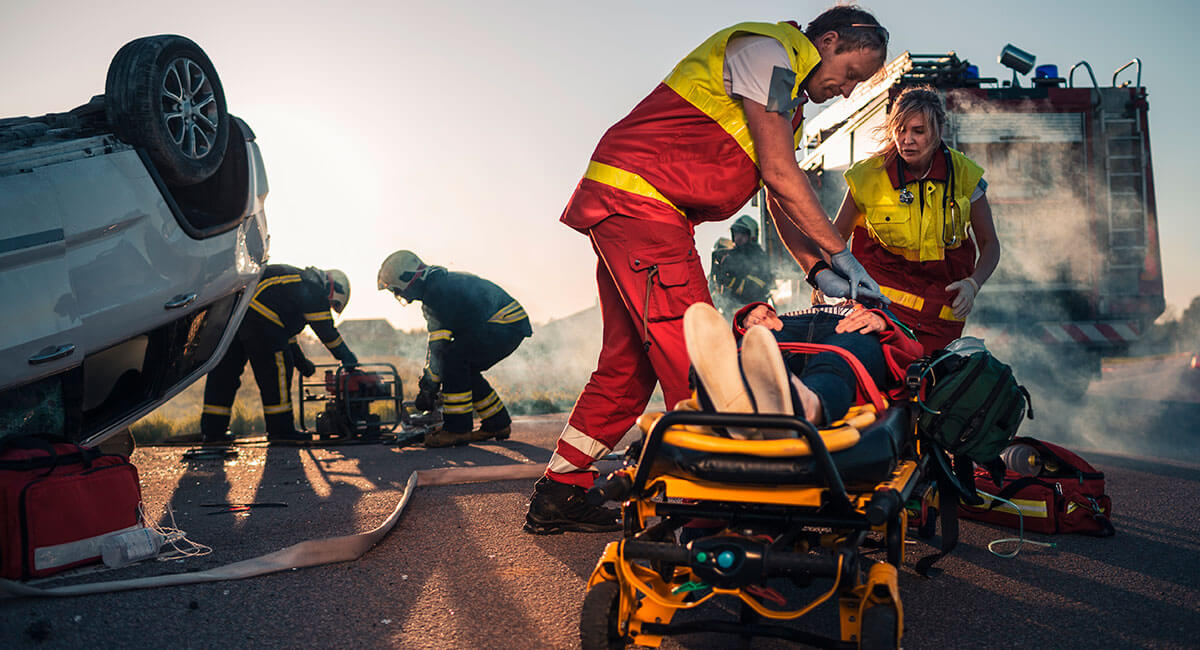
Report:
829,249,888,304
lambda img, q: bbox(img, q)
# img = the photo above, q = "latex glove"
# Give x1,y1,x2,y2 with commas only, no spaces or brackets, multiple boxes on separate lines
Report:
813,268,890,305
297,357,317,378
946,277,979,320
829,249,888,304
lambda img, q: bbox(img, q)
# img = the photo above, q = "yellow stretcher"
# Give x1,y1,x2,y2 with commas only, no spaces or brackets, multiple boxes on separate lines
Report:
579,342,938,649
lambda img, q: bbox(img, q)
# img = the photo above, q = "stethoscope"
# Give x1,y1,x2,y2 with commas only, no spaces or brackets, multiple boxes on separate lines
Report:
896,146,961,246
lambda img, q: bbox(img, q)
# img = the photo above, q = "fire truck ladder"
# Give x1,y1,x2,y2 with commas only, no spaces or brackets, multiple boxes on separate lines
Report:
1101,101,1148,284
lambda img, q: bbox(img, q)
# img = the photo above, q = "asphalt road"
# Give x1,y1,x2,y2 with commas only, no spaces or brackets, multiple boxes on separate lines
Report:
1,413,1198,649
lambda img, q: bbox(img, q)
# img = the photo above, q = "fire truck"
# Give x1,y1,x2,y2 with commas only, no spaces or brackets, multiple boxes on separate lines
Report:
766,47,1163,391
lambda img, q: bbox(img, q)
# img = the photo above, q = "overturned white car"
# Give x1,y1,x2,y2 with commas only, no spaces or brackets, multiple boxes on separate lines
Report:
0,35,268,446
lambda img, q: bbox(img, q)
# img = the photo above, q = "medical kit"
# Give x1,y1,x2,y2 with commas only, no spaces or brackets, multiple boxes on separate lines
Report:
0,437,141,579
961,436,1114,535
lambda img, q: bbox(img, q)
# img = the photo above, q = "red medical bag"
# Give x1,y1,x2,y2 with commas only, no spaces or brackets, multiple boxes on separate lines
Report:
0,437,142,579
959,437,1114,536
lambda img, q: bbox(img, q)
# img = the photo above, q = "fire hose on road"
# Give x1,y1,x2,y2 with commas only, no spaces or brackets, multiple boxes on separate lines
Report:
0,463,546,598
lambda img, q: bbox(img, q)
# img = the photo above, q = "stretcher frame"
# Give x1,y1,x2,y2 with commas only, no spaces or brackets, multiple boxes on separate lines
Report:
580,342,936,649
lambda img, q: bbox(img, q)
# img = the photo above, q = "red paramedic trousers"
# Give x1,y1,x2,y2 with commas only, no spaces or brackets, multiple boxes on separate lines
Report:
546,216,711,488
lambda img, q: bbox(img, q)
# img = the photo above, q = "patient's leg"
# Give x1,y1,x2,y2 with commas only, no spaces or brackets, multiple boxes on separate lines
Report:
788,331,886,424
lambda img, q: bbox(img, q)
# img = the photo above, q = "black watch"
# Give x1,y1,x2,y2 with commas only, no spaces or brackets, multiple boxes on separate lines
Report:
805,260,831,289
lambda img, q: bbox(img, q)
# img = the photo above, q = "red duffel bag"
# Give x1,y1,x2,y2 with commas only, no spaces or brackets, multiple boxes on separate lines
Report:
960,436,1114,536
0,437,142,580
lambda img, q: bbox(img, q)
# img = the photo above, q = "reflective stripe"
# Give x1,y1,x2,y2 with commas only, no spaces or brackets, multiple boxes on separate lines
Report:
248,301,284,327
474,392,505,419
547,424,612,475
584,160,684,217
745,275,766,288
443,403,475,415
473,392,499,411
939,305,964,322
444,391,472,403
979,496,1049,518
203,404,232,416
305,311,333,322
879,286,925,312
325,336,344,349
477,398,505,420
263,403,293,415
252,274,302,300
429,329,452,342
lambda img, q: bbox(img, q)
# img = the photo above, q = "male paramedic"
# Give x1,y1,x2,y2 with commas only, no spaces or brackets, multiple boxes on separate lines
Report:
524,5,893,534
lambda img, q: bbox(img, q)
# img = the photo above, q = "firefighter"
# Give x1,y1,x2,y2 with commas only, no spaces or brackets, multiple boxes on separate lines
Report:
525,6,892,534
793,86,1001,353
200,265,359,444
710,215,775,317
377,250,532,448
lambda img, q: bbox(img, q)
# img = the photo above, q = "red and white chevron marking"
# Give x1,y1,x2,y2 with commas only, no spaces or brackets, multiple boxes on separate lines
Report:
967,321,1143,347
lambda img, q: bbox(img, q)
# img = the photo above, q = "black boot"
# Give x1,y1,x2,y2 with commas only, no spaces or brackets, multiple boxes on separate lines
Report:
523,477,622,534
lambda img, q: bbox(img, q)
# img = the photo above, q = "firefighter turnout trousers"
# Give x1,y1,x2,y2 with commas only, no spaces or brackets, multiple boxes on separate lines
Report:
439,322,527,434
201,333,297,439
546,216,710,488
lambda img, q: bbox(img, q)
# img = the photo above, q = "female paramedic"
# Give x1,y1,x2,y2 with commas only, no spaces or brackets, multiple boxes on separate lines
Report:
787,85,1001,354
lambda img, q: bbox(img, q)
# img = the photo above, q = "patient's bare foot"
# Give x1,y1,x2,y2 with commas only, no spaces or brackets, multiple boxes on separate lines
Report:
683,303,754,422
739,325,792,421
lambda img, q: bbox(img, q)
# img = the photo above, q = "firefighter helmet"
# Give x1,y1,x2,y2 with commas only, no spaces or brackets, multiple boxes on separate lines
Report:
325,269,350,314
377,250,427,300
713,237,734,251
731,215,759,241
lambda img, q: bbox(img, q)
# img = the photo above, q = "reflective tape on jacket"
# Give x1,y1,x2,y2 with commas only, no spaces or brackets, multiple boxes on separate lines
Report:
880,285,965,323
583,161,684,217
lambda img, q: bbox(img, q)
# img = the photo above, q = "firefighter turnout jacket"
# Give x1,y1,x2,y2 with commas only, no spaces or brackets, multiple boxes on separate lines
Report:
419,268,532,388
712,241,774,306
245,264,358,366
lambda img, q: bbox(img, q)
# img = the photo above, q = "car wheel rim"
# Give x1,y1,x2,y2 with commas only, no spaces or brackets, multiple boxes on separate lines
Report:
160,57,219,160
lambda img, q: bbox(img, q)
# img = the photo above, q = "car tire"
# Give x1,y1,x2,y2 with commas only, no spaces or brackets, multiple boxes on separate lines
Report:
105,35,229,186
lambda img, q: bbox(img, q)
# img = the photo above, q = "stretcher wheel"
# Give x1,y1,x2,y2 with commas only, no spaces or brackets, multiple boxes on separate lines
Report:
858,605,899,650
580,580,625,650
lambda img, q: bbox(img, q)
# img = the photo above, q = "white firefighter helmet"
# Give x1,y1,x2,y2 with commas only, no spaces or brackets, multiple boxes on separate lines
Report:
325,269,350,314
377,250,427,300
731,214,759,241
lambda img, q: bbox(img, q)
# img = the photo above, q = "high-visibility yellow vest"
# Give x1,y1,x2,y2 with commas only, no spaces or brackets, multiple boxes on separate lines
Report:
844,149,985,262
663,21,821,160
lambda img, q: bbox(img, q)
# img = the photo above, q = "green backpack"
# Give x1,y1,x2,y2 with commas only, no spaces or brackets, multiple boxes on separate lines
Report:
909,349,1034,463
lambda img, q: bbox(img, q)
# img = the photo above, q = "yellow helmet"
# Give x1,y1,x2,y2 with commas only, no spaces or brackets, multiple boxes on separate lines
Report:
325,269,350,314
377,250,427,300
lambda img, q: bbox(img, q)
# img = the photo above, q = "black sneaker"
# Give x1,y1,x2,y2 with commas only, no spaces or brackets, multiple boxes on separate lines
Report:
523,477,622,534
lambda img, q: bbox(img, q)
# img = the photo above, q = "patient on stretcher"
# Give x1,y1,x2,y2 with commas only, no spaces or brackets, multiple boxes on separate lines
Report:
683,301,922,435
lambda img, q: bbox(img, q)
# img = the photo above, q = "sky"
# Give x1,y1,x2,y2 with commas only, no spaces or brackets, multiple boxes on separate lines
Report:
2,0,1197,332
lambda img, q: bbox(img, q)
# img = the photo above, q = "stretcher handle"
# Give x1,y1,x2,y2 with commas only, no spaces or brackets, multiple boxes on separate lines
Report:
631,411,852,512
775,342,887,413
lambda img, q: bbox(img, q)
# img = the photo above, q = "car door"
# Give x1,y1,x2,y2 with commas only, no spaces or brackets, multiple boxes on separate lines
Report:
0,170,82,390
